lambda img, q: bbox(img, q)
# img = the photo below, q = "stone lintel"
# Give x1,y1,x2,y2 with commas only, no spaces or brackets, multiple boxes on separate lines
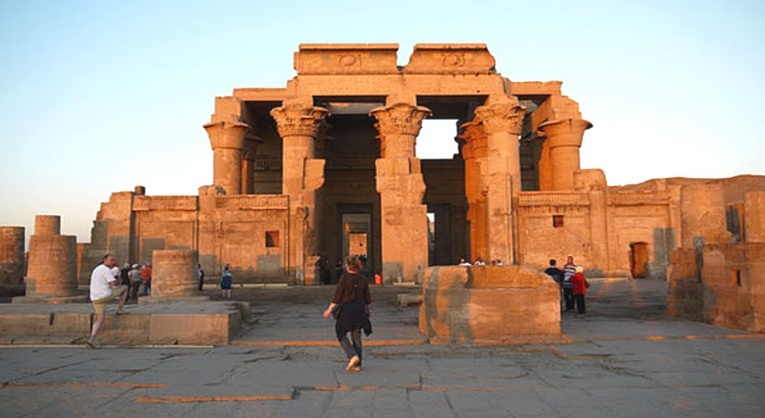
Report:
233,88,287,102
510,81,563,97
295,43,399,75
210,96,243,124
404,43,496,74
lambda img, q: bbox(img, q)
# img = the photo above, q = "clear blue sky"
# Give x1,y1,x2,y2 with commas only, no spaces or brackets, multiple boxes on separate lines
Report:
1,0,764,244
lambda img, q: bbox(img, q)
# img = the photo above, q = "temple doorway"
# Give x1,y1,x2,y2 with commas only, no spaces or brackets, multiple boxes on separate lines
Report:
630,242,649,279
337,207,377,277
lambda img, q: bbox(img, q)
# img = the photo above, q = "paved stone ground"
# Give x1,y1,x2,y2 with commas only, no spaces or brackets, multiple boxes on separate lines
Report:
1,278,764,418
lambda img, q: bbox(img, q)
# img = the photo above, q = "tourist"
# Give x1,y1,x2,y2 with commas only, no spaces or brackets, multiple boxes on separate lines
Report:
198,264,205,292
458,258,472,266
220,264,233,299
87,253,128,348
544,259,565,284
323,255,372,372
473,257,486,266
140,263,152,296
120,263,131,287
545,259,565,310
128,263,141,302
562,255,577,311
571,265,589,314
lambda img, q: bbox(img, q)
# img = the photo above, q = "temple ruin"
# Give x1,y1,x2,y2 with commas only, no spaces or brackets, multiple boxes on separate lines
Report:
61,43,763,332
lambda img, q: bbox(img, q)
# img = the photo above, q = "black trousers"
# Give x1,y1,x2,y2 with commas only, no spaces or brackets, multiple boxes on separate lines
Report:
562,288,574,310
574,294,586,314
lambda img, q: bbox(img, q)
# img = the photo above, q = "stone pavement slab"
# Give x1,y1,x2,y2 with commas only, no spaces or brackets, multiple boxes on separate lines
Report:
1,279,764,417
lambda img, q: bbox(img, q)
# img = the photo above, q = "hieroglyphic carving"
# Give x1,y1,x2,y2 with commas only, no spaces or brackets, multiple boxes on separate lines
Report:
214,195,289,210
294,44,399,75
404,44,496,74
518,192,590,207
133,196,198,211
607,191,670,206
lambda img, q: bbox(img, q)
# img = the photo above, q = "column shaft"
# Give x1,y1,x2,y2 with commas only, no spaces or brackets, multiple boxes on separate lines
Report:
371,103,431,283
473,97,525,264
538,118,592,191
270,103,329,285
204,121,248,195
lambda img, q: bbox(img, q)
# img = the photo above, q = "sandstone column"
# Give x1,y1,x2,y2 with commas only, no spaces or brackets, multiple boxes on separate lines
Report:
204,120,248,195
371,102,431,283
0,227,25,297
473,96,525,264
150,249,200,299
458,121,488,262
538,118,592,191
23,215,79,301
270,102,330,284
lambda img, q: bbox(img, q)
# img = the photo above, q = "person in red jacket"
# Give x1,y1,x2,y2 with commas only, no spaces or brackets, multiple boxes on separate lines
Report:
571,265,589,314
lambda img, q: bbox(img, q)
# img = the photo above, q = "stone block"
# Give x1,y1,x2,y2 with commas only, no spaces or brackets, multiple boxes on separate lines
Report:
295,43,399,75
404,44,495,74
420,266,560,345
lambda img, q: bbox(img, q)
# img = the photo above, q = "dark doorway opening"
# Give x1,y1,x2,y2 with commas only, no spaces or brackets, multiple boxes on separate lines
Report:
630,242,649,279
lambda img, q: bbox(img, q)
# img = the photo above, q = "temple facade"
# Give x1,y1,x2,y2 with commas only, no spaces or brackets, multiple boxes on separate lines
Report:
79,43,765,290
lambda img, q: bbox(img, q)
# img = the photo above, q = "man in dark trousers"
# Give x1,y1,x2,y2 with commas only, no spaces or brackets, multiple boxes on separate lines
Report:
562,255,577,311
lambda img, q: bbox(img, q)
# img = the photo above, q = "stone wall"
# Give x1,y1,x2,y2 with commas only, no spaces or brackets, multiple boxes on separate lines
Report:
668,243,765,332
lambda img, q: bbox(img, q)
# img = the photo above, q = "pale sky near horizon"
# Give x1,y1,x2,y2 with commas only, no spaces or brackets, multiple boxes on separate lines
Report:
1,0,764,245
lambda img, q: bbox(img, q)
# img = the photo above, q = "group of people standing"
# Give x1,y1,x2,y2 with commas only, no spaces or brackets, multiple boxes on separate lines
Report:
117,263,152,303
545,255,589,314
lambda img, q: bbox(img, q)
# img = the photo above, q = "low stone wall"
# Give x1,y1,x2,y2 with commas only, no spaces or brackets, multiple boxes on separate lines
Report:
419,265,561,345
0,301,249,346
668,243,765,332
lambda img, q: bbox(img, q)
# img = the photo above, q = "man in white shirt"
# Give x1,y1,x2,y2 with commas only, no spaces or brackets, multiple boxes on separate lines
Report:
87,253,128,348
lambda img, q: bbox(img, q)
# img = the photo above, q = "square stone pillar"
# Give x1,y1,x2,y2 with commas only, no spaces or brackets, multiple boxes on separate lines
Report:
371,103,431,283
270,102,329,284
458,121,488,262
473,96,525,264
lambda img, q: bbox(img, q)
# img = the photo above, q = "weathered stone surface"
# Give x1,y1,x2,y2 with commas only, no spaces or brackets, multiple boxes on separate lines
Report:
149,249,201,300
668,243,765,332
0,302,246,346
0,226,25,296
420,266,560,345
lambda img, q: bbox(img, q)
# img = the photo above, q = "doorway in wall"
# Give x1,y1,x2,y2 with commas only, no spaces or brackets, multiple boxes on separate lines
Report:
338,206,375,277
630,242,649,279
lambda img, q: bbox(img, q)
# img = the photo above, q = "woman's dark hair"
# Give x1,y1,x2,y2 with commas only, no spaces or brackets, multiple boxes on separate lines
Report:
345,255,362,272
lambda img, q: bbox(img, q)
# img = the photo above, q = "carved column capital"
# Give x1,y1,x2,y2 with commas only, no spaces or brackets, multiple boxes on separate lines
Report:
538,118,593,148
270,103,330,138
370,102,432,138
458,120,487,160
474,98,526,136
203,120,248,150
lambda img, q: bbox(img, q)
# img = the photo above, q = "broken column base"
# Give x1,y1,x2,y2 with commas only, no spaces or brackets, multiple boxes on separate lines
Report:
420,265,562,345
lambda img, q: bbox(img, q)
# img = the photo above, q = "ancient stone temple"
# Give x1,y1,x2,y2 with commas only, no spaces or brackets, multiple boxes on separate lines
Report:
81,43,765,293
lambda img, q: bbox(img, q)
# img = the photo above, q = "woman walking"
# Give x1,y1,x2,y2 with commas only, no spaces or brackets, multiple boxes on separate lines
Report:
323,256,372,372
